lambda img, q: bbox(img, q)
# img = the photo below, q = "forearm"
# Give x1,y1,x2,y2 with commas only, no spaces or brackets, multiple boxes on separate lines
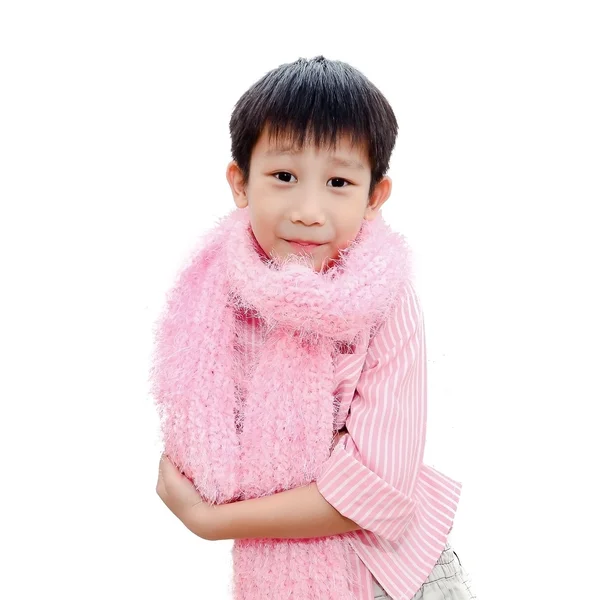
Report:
206,482,362,541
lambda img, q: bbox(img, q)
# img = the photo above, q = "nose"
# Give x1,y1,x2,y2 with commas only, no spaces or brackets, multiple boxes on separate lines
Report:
289,194,326,226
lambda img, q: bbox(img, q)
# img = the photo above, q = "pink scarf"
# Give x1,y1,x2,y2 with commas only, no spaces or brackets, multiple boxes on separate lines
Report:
150,207,413,599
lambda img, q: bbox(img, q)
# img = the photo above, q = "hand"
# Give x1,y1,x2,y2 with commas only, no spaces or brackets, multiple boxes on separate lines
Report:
156,452,213,540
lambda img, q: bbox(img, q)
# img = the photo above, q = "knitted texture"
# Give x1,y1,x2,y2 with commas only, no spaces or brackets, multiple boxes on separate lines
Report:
149,206,413,599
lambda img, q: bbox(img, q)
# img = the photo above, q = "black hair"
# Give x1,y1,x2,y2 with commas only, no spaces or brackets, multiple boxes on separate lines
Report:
228,55,398,198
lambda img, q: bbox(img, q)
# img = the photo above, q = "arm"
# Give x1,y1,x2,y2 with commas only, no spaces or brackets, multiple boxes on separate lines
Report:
315,281,426,542
206,480,361,541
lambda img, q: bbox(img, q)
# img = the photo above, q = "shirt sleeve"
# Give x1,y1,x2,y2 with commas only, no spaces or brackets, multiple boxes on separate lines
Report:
315,281,427,543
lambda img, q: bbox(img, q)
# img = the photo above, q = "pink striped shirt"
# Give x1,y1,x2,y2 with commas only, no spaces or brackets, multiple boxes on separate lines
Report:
237,280,462,600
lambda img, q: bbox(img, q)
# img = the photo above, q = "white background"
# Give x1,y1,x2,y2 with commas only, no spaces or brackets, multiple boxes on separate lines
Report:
1,1,599,599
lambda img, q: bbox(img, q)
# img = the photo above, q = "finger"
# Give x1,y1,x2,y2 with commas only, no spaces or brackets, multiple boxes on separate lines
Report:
159,453,173,474
156,479,166,499
161,454,176,472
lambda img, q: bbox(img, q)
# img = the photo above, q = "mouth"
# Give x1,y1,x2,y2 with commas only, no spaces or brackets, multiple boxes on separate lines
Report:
285,240,323,253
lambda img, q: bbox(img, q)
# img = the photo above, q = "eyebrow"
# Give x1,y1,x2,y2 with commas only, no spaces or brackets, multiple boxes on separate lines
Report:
264,147,367,171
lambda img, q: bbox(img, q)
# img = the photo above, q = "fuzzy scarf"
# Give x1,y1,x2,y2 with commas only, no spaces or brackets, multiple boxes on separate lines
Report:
149,206,413,600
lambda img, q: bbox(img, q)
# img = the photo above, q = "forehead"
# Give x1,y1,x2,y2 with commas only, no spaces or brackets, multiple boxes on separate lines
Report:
253,126,369,171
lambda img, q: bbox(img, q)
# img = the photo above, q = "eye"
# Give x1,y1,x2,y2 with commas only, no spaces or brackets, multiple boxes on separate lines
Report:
273,171,297,183
327,177,351,188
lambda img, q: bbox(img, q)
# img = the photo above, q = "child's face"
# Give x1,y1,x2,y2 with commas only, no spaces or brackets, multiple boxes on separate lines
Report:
226,126,391,272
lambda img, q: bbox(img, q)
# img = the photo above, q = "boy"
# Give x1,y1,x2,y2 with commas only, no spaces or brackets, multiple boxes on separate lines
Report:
155,55,475,600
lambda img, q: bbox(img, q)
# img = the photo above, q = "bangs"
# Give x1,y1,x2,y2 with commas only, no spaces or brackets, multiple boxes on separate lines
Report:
259,63,373,155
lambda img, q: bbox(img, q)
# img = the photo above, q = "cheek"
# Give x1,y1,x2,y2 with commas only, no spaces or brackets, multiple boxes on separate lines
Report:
250,216,275,243
252,205,281,234
336,221,363,250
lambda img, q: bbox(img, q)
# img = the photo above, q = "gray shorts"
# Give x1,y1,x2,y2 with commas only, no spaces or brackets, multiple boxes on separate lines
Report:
372,542,477,599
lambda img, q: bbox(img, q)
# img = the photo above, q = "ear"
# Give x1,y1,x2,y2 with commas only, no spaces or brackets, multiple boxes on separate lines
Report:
364,176,392,221
225,160,248,209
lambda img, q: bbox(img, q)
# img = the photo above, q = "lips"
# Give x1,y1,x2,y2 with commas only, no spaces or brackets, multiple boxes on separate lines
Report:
286,239,323,252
